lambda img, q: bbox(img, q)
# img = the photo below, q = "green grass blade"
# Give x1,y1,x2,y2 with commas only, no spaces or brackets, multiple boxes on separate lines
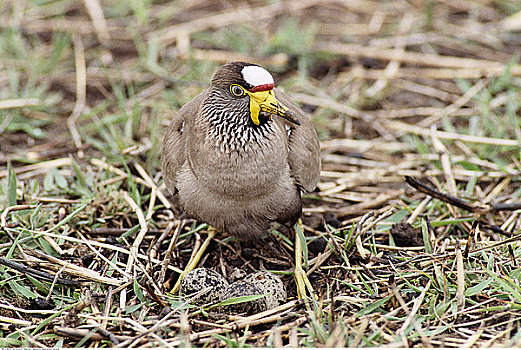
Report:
211,293,269,308
7,161,17,206
421,217,432,254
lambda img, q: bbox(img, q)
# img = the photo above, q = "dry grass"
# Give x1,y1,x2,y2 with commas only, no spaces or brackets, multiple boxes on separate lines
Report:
1,0,521,347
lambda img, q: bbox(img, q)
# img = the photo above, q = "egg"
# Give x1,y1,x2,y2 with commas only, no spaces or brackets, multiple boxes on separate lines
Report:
218,280,267,315
179,268,287,315
180,268,229,306
248,271,286,309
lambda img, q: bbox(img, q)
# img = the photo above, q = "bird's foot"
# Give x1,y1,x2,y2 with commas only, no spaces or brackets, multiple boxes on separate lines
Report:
170,226,217,294
294,219,317,310
294,265,315,301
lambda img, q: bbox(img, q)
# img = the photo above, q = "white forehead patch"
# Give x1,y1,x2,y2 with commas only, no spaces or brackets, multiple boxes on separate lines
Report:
241,65,274,87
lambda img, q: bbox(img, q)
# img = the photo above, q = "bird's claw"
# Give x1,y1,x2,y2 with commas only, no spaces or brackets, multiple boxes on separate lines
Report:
294,219,317,309
294,266,315,302
170,227,216,294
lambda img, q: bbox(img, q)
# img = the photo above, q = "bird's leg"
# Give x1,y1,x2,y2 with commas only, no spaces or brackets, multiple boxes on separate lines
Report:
170,226,217,294
294,219,316,307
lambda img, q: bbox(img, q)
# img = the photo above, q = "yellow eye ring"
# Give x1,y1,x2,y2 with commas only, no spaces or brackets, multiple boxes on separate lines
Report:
230,84,245,97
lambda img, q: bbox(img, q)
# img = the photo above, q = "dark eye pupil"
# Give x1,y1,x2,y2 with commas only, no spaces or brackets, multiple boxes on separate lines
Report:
233,86,242,96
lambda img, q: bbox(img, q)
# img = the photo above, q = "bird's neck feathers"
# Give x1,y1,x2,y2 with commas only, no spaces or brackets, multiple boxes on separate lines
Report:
201,90,274,154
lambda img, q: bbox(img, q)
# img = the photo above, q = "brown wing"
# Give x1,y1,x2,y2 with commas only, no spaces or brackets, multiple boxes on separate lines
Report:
274,88,321,192
161,90,208,194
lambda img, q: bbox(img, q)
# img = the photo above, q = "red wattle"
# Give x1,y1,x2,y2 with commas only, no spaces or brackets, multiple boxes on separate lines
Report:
249,83,274,92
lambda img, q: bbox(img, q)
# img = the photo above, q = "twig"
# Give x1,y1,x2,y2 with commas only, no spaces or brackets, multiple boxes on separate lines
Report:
27,248,123,286
0,257,79,287
431,128,457,196
316,42,506,69
47,263,70,300
405,176,521,213
0,315,32,326
132,162,157,221
159,220,184,286
405,176,483,212
407,196,432,224
348,66,521,79
0,302,56,315
0,158,72,179
121,191,149,310
387,120,520,147
53,326,132,342
0,98,40,109
83,0,110,45
1,204,37,228
353,211,374,259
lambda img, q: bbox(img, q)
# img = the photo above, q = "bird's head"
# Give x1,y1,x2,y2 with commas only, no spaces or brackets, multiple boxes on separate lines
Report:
207,62,300,127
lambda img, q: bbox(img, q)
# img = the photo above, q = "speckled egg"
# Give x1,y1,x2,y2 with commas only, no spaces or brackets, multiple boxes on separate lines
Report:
180,268,229,306
219,280,267,315
248,271,286,309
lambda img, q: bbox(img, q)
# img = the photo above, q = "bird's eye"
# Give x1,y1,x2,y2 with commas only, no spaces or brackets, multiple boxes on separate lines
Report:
230,84,245,97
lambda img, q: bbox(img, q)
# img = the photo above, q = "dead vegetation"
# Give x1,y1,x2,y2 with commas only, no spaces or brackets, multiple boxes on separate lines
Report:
1,0,521,347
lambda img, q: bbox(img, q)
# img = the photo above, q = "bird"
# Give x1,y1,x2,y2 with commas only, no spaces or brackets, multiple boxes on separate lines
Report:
161,61,321,301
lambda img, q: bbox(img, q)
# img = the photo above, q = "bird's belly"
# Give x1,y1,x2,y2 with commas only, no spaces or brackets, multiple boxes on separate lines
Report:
175,163,301,240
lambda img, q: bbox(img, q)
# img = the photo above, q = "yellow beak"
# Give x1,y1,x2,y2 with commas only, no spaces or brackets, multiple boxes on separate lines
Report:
245,90,300,126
